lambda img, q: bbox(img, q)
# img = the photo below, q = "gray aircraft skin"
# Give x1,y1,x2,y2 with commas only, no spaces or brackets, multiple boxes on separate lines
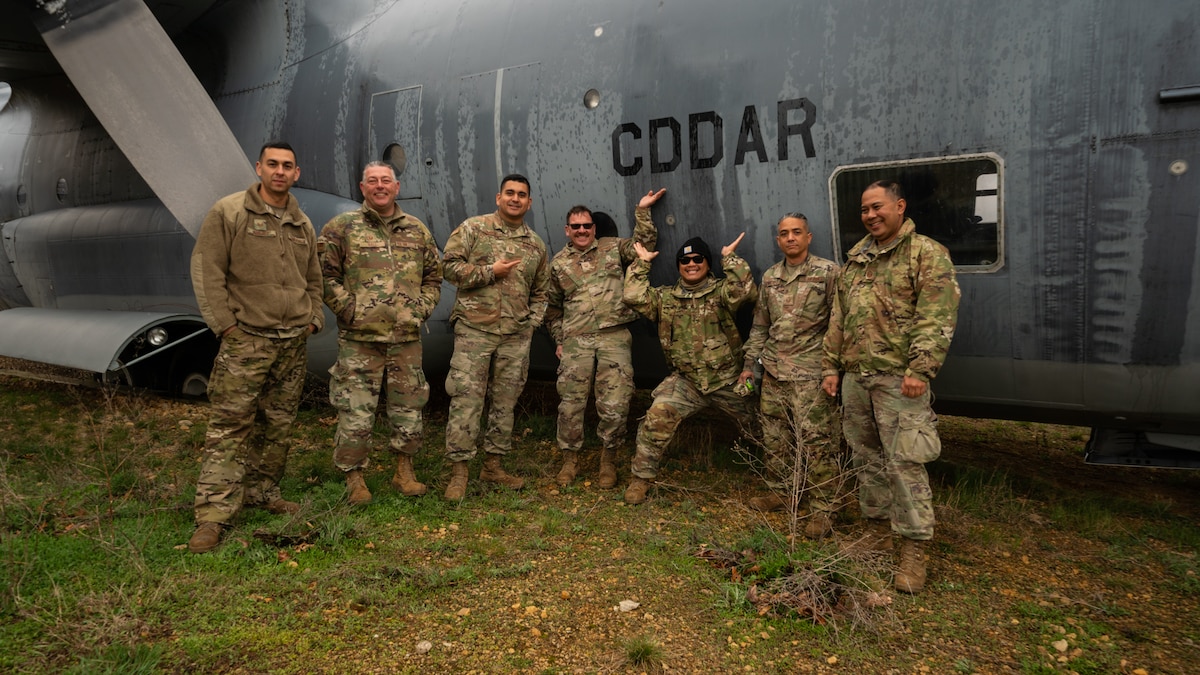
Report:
0,0,1197,466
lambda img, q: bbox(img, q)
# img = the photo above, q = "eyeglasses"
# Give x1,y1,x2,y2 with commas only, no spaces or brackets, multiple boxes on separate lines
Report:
677,254,706,265
567,222,595,230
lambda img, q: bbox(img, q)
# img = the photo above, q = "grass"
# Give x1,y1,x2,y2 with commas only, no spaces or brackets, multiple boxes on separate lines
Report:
1,375,1199,673
622,634,666,671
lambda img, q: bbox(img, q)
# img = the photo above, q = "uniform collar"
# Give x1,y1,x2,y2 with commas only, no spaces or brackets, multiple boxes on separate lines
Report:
361,201,407,230
244,183,303,222
848,218,916,260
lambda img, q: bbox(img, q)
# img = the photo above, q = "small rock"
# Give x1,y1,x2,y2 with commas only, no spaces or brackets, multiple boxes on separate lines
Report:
618,600,640,612
1052,639,1068,653
415,640,432,654
456,607,470,617
826,655,838,665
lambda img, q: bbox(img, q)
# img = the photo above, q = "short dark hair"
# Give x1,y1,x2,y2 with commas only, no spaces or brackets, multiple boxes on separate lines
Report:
865,179,904,201
500,173,531,192
259,141,296,161
565,205,591,224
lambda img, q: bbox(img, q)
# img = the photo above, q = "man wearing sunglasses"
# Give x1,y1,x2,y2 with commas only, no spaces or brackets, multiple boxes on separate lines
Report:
620,232,758,504
544,188,666,489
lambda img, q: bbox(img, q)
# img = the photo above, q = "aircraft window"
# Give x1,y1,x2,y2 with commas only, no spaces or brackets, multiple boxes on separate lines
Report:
383,143,407,177
830,154,1003,272
0,83,10,113
583,89,600,109
56,178,68,204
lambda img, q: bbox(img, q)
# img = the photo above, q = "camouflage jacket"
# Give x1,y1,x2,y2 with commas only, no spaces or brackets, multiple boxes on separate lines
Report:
743,253,839,381
191,183,323,338
443,211,549,335
544,206,657,343
317,202,443,344
623,253,758,394
821,219,960,382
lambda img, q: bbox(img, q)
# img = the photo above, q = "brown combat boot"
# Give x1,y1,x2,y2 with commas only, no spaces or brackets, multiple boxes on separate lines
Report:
443,460,469,500
480,454,525,490
263,498,300,514
748,493,786,512
391,455,428,496
345,469,372,506
804,512,834,539
188,522,222,554
597,448,618,489
894,538,929,594
840,518,894,555
623,477,652,505
555,451,578,487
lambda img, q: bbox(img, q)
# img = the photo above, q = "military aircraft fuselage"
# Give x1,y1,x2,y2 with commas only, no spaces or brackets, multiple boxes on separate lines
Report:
0,0,1198,460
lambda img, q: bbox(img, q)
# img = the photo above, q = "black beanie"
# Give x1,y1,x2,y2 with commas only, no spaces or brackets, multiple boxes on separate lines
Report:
676,237,713,263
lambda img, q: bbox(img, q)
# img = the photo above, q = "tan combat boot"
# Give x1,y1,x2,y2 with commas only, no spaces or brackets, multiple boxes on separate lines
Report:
623,477,652,505
748,493,786,512
263,498,300,514
188,522,222,554
894,538,929,594
840,518,894,555
481,454,525,490
345,469,372,506
391,455,428,496
804,511,834,539
555,450,578,487
444,460,469,500
597,448,618,489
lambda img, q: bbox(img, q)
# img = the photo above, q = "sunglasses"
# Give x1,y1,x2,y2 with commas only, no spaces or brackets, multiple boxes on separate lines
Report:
567,222,595,230
677,254,706,265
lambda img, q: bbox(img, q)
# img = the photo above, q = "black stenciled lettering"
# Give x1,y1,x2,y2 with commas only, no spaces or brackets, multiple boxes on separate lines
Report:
688,111,723,170
777,98,816,160
612,123,643,176
734,105,767,165
649,117,682,173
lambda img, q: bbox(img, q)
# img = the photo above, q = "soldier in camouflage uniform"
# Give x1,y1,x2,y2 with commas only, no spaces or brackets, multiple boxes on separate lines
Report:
318,162,443,506
187,142,324,554
821,180,960,594
621,232,758,504
544,189,664,488
738,213,843,537
442,173,550,499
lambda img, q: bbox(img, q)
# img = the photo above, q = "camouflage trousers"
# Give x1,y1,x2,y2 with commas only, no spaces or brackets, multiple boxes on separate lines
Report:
842,373,942,540
760,372,845,514
329,338,428,472
631,372,757,479
444,322,533,462
556,326,634,453
194,329,307,525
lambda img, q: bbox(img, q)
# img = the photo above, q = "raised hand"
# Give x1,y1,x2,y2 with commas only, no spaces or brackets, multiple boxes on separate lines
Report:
721,231,746,257
638,188,667,209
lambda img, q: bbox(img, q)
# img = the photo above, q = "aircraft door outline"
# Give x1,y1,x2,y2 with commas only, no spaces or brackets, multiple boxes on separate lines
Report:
368,85,424,201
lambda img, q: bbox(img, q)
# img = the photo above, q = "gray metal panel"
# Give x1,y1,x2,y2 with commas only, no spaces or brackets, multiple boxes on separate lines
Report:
31,0,253,236
0,307,205,373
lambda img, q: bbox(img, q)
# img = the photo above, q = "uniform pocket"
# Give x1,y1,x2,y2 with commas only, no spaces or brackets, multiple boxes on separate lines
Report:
896,409,941,464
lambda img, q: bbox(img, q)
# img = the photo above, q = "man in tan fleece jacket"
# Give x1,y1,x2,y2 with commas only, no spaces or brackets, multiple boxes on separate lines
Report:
187,141,324,554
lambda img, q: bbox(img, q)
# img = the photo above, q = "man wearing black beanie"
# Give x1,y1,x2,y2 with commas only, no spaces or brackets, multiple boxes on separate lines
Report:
620,231,758,504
